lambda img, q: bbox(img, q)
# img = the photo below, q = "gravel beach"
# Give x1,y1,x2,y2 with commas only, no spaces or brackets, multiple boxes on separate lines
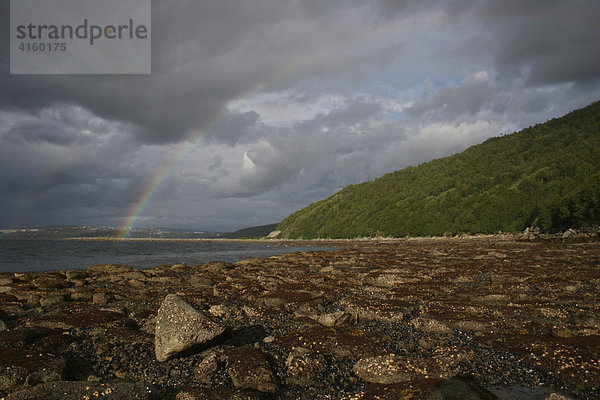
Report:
0,235,598,399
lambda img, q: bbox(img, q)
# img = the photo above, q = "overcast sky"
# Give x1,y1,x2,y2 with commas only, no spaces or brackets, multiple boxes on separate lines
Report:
1,0,599,231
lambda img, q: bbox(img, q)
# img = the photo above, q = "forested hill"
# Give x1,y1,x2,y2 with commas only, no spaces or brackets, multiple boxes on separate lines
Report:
276,102,600,239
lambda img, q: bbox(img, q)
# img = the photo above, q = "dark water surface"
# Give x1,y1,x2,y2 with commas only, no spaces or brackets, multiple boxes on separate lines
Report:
0,239,334,273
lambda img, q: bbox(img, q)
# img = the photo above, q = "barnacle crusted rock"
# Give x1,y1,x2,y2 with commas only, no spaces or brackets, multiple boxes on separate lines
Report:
154,294,225,362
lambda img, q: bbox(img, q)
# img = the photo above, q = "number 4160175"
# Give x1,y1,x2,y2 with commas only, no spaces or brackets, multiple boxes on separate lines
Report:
18,42,66,52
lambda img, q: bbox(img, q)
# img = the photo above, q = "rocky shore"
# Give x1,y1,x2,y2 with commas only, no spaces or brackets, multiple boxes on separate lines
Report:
0,235,598,399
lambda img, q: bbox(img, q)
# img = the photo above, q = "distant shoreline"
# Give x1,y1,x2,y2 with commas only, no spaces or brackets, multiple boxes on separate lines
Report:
59,237,345,245
61,230,598,243
3,230,597,244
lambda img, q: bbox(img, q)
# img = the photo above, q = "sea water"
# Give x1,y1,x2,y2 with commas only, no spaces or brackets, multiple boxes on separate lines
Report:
0,239,334,273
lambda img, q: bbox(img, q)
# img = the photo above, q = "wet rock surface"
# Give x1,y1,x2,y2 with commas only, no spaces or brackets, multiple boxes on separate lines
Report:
0,236,598,399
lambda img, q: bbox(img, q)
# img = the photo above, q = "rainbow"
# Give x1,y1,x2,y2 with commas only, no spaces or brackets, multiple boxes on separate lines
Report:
114,24,397,238
115,111,228,238
115,57,320,238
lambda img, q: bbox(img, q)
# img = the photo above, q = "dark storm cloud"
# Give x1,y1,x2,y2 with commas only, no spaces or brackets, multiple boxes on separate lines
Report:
1,0,599,230
0,73,233,144
0,0,410,145
0,104,153,228
2,0,598,144
475,0,600,87
1,0,316,144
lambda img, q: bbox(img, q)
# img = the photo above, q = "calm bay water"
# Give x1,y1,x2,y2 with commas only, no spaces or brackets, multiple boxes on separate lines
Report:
0,239,333,273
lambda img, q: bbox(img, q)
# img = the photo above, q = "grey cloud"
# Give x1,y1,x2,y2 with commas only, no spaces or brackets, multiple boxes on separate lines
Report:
405,72,496,121
216,99,403,198
405,71,600,134
374,0,479,20
0,0,481,144
475,0,600,87
208,155,223,171
0,106,155,228
314,100,384,127
0,0,305,144
1,106,119,146
4,120,82,146
1,0,599,231
0,73,234,144
204,111,260,146
1,0,405,145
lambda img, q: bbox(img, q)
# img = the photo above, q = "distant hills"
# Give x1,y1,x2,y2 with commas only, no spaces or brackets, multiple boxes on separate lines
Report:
0,225,279,239
275,101,600,239
0,226,221,239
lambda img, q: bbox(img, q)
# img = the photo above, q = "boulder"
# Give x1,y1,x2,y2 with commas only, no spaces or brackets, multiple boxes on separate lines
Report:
154,294,226,362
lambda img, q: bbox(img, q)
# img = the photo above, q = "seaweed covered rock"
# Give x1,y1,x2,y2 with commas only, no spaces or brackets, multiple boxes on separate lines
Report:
3,381,156,400
0,348,66,392
226,346,277,393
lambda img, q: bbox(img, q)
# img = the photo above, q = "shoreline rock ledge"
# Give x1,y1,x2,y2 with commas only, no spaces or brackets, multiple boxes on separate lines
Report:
154,294,225,362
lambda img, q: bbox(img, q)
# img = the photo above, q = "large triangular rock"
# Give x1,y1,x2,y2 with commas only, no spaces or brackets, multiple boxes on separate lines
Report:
155,294,225,362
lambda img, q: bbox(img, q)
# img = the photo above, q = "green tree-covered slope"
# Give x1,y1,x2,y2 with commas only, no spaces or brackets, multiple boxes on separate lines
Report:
277,102,600,238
